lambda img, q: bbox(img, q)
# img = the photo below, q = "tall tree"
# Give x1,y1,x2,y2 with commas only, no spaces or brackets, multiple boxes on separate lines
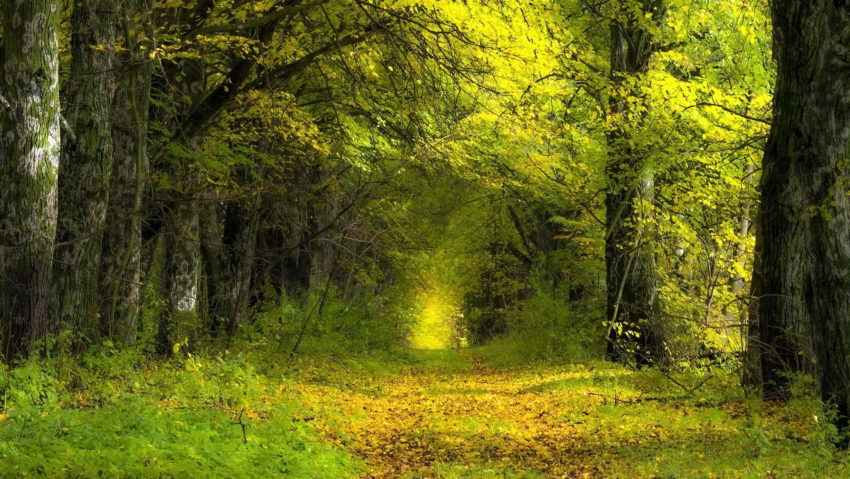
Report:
100,0,154,344
755,0,850,427
0,0,62,359
604,0,667,365
52,0,117,344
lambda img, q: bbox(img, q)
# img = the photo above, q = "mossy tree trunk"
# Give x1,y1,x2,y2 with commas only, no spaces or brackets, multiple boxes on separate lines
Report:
157,187,201,355
755,0,850,428
100,0,153,345
52,0,117,345
0,0,62,359
604,0,667,366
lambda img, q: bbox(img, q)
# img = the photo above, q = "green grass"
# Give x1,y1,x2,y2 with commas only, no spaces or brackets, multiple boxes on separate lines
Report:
0,347,363,478
1,344,849,478
0,402,357,478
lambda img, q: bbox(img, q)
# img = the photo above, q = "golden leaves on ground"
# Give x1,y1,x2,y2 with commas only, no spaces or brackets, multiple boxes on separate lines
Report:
295,358,607,478
289,353,828,478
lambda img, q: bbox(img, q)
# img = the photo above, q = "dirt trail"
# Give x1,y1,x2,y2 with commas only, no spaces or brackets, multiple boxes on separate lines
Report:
291,351,816,478
295,353,608,478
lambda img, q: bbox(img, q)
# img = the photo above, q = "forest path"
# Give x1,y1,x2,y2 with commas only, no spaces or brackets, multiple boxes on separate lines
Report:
289,350,793,478
307,351,598,478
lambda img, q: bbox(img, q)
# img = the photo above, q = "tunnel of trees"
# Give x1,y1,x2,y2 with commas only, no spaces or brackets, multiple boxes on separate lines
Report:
3,0,850,476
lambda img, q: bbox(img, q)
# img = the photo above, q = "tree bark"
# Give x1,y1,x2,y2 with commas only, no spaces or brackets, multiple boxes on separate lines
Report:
202,196,261,335
0,0,62,359
604,0,666,366
52,0,117,344
157,188,201,355
200,200,226,333
100,0,153,345
164,193,201,313
744,221,764,391
755,0,850,427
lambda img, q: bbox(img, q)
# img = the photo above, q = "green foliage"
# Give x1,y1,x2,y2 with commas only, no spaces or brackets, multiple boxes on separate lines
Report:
0,346,362,478
471,275,604,366
0,341,846,479
3,0,840,475
247,285,415,358
0,403,358,478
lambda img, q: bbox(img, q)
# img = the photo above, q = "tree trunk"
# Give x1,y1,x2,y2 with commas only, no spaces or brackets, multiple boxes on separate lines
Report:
157,189,201,355
223,200,260,333
743,222,763,392
201,191,262,331
100,0,153,344
164,194,201,313
756,0,850,427
200,200,227,333
0,0,62,359
604,0,666,366
726,162,754,336
52,0,117,345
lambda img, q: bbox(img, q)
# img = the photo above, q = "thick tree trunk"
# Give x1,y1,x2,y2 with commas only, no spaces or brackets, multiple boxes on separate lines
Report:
100,0,153,344
223,200,260,332
157,190,201,355
164,195,201,313
756,0,850,426
605,174,663,365
0,0,62,359
604,0,666,366
155,48,206,353
53,0,117,344
153,83,204,354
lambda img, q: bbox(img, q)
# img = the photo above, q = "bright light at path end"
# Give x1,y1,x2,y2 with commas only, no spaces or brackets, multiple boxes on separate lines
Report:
410,289,458,349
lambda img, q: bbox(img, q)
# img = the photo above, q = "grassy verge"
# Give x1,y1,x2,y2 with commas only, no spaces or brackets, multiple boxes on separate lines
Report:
1,345,848,478
0,345,363,478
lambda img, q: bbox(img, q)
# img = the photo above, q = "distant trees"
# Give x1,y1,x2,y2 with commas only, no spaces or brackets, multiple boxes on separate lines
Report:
538,0,771,369
0,0,506,358
99,0,153,344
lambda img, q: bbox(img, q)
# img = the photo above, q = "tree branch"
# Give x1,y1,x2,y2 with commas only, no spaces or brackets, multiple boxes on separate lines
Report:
194,0,330,35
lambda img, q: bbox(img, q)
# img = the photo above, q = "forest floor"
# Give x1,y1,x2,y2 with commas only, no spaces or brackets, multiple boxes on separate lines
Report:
292,349,846,478
1,347,848,478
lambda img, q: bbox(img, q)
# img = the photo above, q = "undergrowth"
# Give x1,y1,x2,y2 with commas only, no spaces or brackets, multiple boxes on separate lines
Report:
0,343,363,478
470,278,605,367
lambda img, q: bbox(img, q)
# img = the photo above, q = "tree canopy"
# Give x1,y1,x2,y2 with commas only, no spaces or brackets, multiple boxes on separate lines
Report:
5,0,850,476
